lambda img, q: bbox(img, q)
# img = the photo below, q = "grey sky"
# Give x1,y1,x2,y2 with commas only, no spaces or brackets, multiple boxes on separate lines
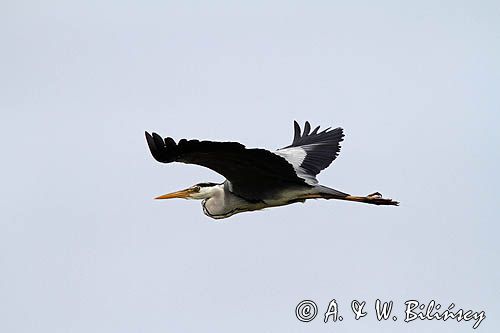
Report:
1,1,499,332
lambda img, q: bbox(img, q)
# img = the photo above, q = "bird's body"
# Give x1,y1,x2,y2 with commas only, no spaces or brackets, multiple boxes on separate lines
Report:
198,182,332,219
145,121,398,219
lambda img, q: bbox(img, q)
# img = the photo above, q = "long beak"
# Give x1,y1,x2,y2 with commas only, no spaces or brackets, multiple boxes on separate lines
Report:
155,188,194,200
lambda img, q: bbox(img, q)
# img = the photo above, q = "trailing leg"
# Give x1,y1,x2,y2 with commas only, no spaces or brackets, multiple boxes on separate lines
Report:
301,187,399,206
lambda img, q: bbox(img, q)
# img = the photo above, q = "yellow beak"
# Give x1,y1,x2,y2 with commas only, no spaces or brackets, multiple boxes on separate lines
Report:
155,188,194,200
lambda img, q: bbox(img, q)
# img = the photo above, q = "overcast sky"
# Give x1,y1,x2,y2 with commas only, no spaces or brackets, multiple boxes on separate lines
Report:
1,1,499,332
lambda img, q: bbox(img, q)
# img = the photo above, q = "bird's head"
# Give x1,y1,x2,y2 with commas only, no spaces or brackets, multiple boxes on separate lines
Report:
155,182,220,200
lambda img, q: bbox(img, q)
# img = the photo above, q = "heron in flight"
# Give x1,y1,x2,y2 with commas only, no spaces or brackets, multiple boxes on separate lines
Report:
145,121,398,219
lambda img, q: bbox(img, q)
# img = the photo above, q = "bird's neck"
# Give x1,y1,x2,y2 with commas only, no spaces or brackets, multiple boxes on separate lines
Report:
201,185,229,218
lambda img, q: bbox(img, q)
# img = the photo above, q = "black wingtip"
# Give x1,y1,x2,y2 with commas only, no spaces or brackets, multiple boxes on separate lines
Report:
303,121,311,136
145,131,154,148
293,121,301,143
145,131,179,163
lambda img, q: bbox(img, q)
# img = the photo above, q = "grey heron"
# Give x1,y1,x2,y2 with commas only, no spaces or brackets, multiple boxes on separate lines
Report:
145,121,398,219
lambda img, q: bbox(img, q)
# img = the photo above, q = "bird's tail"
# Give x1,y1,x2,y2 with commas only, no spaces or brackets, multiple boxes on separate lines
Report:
315,185,350,197
312,186,399,206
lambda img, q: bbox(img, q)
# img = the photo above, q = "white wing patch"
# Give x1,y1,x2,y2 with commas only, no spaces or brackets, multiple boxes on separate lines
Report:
274,147,306,168
273,148,318,185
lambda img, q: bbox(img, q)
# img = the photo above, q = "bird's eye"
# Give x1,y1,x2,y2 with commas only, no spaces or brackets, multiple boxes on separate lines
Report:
193,186,201,192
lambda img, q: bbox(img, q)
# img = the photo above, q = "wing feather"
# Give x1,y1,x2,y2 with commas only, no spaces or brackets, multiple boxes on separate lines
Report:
278,121,344,177
145,132,308,200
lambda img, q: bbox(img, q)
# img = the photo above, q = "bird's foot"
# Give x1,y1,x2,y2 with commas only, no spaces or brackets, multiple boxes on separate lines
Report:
365,192,399,206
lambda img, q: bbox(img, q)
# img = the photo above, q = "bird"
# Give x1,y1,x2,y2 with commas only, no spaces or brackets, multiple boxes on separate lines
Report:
145,121,398,219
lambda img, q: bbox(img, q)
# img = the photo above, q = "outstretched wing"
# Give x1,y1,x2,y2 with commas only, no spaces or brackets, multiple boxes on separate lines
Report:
275,121,344,184
145,132,308,200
